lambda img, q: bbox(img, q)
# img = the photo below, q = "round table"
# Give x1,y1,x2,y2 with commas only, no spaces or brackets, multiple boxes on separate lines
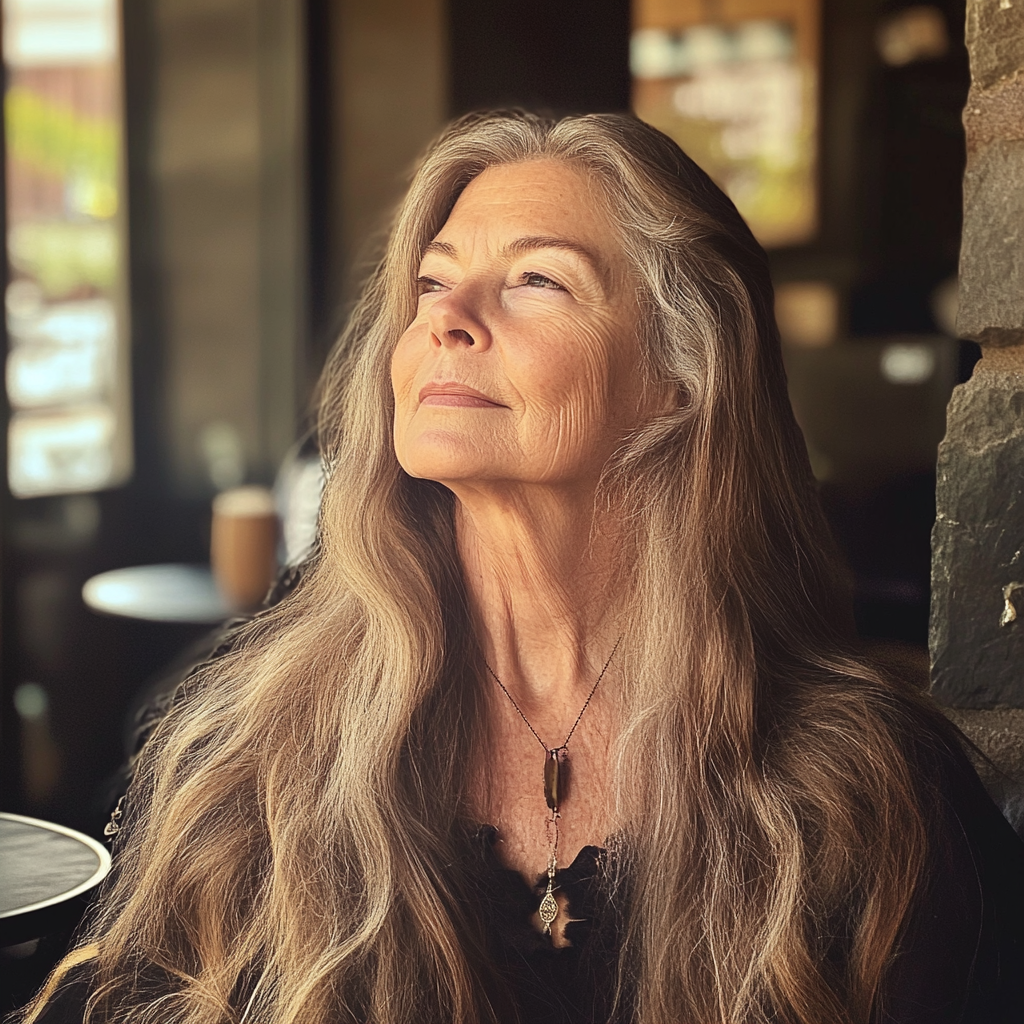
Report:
82,563,231,624
0,813,111,946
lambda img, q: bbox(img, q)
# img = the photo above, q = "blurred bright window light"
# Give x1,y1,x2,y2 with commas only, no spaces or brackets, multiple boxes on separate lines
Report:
8,405,116,496
6,337,108,407
632,28,685,79
4,0,131,496
4,0,115,67
5,300,116,407
880,343,937,385
17,299,116,346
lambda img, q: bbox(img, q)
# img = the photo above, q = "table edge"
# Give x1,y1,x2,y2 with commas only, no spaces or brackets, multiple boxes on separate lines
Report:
0,812,112,920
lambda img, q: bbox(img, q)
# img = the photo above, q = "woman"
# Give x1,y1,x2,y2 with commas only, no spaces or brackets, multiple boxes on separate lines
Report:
24,111,1024,1024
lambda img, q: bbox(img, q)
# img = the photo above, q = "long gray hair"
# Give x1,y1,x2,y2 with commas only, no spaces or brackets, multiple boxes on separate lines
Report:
27,111,938,1024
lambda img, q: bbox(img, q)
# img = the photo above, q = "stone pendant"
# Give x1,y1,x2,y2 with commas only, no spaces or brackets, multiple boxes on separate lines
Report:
544,748,568,811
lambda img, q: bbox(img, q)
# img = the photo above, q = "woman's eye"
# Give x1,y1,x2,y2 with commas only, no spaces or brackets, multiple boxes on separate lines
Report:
521,272,563,290
416,276,445,296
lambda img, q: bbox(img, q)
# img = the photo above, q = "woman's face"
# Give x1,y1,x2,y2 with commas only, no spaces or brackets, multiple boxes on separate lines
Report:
391,159,659,495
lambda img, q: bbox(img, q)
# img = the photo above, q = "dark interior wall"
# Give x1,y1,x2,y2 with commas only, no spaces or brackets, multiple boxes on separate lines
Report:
849,0,970,336
449,0,631,115
148,0,305,492
305,0,448,378
874,2,968,277
757,0,970,324
305,0,334,379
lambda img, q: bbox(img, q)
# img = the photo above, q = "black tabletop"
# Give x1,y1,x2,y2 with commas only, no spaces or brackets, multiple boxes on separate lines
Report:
0,813,111,946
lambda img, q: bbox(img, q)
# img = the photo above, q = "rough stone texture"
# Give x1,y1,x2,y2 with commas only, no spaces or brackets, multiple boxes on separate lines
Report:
943,707,1024,835
930,360,1024,706
965,0,1024,90
958,140,1024,346
957,1,1024,347
935,0,1024,722
962,71,1024,151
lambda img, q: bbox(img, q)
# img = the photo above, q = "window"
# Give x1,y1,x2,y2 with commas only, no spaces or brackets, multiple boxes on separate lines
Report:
632,0,819,248
4,0,131,497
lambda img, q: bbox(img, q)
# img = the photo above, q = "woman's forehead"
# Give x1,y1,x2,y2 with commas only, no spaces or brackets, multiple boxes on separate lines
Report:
438,164,610,240
431,160,619,255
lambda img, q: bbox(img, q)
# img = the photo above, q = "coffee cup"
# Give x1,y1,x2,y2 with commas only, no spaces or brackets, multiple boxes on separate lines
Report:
211,486,278,611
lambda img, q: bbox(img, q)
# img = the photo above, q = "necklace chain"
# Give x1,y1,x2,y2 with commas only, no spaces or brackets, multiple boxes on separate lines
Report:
483,636,622,938
484,635,622,754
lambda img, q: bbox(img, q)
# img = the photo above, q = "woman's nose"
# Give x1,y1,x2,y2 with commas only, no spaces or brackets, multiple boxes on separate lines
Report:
427,285,493,351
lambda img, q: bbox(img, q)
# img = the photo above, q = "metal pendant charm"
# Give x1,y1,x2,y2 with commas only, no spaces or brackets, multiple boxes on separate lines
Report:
538,877,558,934
538,848,560,935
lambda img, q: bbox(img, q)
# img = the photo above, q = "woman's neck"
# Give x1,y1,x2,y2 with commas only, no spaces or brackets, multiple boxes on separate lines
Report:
453,482,623,712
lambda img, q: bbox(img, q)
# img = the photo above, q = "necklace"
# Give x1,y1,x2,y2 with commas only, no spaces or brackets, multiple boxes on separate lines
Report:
484,636,622,935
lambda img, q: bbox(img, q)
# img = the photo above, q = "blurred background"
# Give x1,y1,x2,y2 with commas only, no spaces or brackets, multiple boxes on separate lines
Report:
0,0,975,836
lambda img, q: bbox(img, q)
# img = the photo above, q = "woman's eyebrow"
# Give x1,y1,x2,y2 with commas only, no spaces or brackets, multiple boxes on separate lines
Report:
422,239,458,260
421,236,607,283
500,235,607,281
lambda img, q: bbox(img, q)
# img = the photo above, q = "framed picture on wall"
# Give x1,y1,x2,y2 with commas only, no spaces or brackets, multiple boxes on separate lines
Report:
632,0,820,248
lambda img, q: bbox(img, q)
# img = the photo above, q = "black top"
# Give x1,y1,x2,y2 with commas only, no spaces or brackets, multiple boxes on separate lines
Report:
466,740,1024,1024
869,740,1024,1024
28,741,1024,1024
470,827,622,1024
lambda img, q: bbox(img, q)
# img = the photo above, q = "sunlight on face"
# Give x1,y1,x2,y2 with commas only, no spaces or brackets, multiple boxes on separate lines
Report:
391,160,655,497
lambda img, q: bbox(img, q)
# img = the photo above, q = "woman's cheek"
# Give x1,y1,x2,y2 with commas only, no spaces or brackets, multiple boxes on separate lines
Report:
509,303,609,386
550,321,617,410
515,348,613,463
390,332,421,413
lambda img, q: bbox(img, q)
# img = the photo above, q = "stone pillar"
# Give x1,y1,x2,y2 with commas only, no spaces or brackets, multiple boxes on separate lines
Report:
930,0,1024,831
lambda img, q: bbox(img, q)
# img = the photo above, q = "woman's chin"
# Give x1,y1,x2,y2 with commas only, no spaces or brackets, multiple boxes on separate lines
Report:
397,445,498,487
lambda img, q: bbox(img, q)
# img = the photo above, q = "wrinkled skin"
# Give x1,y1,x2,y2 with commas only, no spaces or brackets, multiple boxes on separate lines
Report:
391,161,668,933
391,159,656,497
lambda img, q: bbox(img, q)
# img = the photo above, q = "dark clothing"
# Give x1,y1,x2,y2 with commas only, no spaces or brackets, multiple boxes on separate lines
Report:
31,595,1024,1024
469,829,623,1024
32,740,1024,1024
466,741,1024,1024
874,738,1024,1023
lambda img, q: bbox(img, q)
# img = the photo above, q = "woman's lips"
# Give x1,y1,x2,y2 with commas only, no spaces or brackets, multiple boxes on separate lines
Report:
418,383,504,408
